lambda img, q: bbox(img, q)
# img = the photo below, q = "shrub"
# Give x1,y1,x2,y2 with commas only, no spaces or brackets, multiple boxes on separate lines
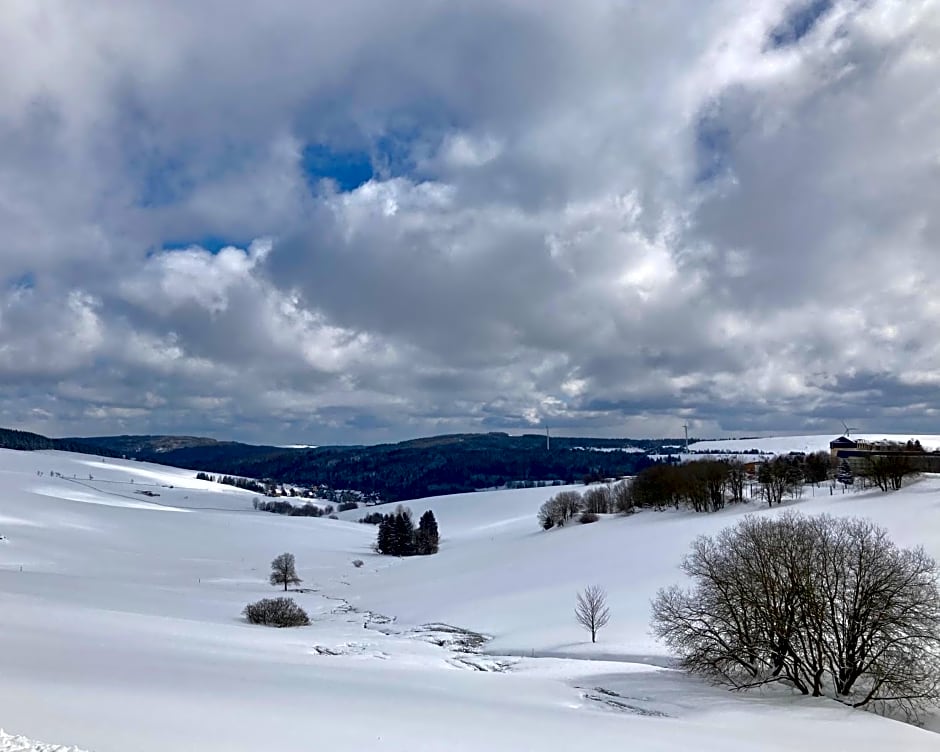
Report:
352,559,364,568
337,501,359,512
579,511,599,524
537,500,556,530
243,597,310,627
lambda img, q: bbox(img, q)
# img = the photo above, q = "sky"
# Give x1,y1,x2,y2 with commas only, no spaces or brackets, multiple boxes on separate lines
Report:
0,0,938,445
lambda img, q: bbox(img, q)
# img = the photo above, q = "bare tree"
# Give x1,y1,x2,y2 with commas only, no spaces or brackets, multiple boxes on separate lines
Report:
269,552,302,591
575,585,611,643
554,491,584,524
756,456,801,506
725,460,747,503
611,479,634,514
582,485,612,514
858,453,918,492
538,490,584,530
651,513,940,720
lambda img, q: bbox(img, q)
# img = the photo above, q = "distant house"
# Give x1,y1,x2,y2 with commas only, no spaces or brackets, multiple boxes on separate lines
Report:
829,436,858,459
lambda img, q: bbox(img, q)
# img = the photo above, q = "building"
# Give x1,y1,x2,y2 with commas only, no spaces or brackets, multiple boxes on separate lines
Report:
829,436,858,459
829,435,940,472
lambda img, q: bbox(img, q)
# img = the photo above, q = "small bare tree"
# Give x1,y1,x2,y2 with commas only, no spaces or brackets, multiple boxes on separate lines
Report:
725,460,747,503
575,585,610,643
269,552,302,591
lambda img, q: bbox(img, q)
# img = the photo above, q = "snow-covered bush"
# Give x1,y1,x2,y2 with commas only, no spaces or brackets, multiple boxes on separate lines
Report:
243,597,310,627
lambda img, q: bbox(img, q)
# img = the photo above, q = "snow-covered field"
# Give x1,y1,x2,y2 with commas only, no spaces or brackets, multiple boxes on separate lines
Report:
0,449,938,750
688,433,940,455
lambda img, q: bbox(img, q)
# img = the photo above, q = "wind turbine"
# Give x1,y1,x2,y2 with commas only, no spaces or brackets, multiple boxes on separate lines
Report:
840,420,859,437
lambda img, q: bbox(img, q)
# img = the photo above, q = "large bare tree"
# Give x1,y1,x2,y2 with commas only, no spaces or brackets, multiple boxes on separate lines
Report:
575,585,611,643
652,513,940,720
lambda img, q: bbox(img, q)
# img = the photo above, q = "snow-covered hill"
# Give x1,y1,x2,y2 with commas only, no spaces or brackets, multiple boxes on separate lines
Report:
0,449,937,750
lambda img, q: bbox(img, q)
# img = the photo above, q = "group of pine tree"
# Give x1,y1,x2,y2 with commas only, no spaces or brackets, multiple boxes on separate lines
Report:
375,506,440,556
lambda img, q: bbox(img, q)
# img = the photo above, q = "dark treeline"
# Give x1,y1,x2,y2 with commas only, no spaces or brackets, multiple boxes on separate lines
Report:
359,512,386,525
253,498,336,517
0,427,121,458
627,453,835,511
66,432,672,502
539,452,846,528
203,434,660,502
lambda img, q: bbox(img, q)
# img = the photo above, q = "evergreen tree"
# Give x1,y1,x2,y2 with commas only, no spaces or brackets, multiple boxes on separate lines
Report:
393,507,416,556
837,458,854,487
375,506,431,557
416,510,440,555
376,515,393,554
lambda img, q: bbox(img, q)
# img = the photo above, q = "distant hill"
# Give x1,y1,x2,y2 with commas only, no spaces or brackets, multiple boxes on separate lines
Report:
66,431,680,502
0,427,121,458
65,434,289,470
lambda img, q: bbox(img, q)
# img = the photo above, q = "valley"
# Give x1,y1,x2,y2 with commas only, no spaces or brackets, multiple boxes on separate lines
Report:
0,446,936,750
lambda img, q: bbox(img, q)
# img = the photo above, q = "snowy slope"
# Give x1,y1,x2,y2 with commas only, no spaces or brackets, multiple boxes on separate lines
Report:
342,479,940,661
688,433,940,454
0,449,936,751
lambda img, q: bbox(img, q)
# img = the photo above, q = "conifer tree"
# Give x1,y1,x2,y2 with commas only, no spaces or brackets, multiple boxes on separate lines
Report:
416,510,440,555
393,507,416,556
376,515,393,554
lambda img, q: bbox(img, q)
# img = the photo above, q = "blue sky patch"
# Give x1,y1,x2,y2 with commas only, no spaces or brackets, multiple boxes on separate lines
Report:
768,0,834,49
694,107,733,184
7,272,36,291
302,144,374,192
158,236,246,255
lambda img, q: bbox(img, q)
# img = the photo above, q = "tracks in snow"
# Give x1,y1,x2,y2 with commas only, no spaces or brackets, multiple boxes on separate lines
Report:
310,594,517,672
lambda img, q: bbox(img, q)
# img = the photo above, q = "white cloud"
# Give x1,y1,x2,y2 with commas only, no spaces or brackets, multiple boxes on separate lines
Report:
0,0,937,442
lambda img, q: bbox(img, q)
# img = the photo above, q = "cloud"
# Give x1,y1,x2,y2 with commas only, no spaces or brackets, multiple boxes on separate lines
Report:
0,0,937,443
